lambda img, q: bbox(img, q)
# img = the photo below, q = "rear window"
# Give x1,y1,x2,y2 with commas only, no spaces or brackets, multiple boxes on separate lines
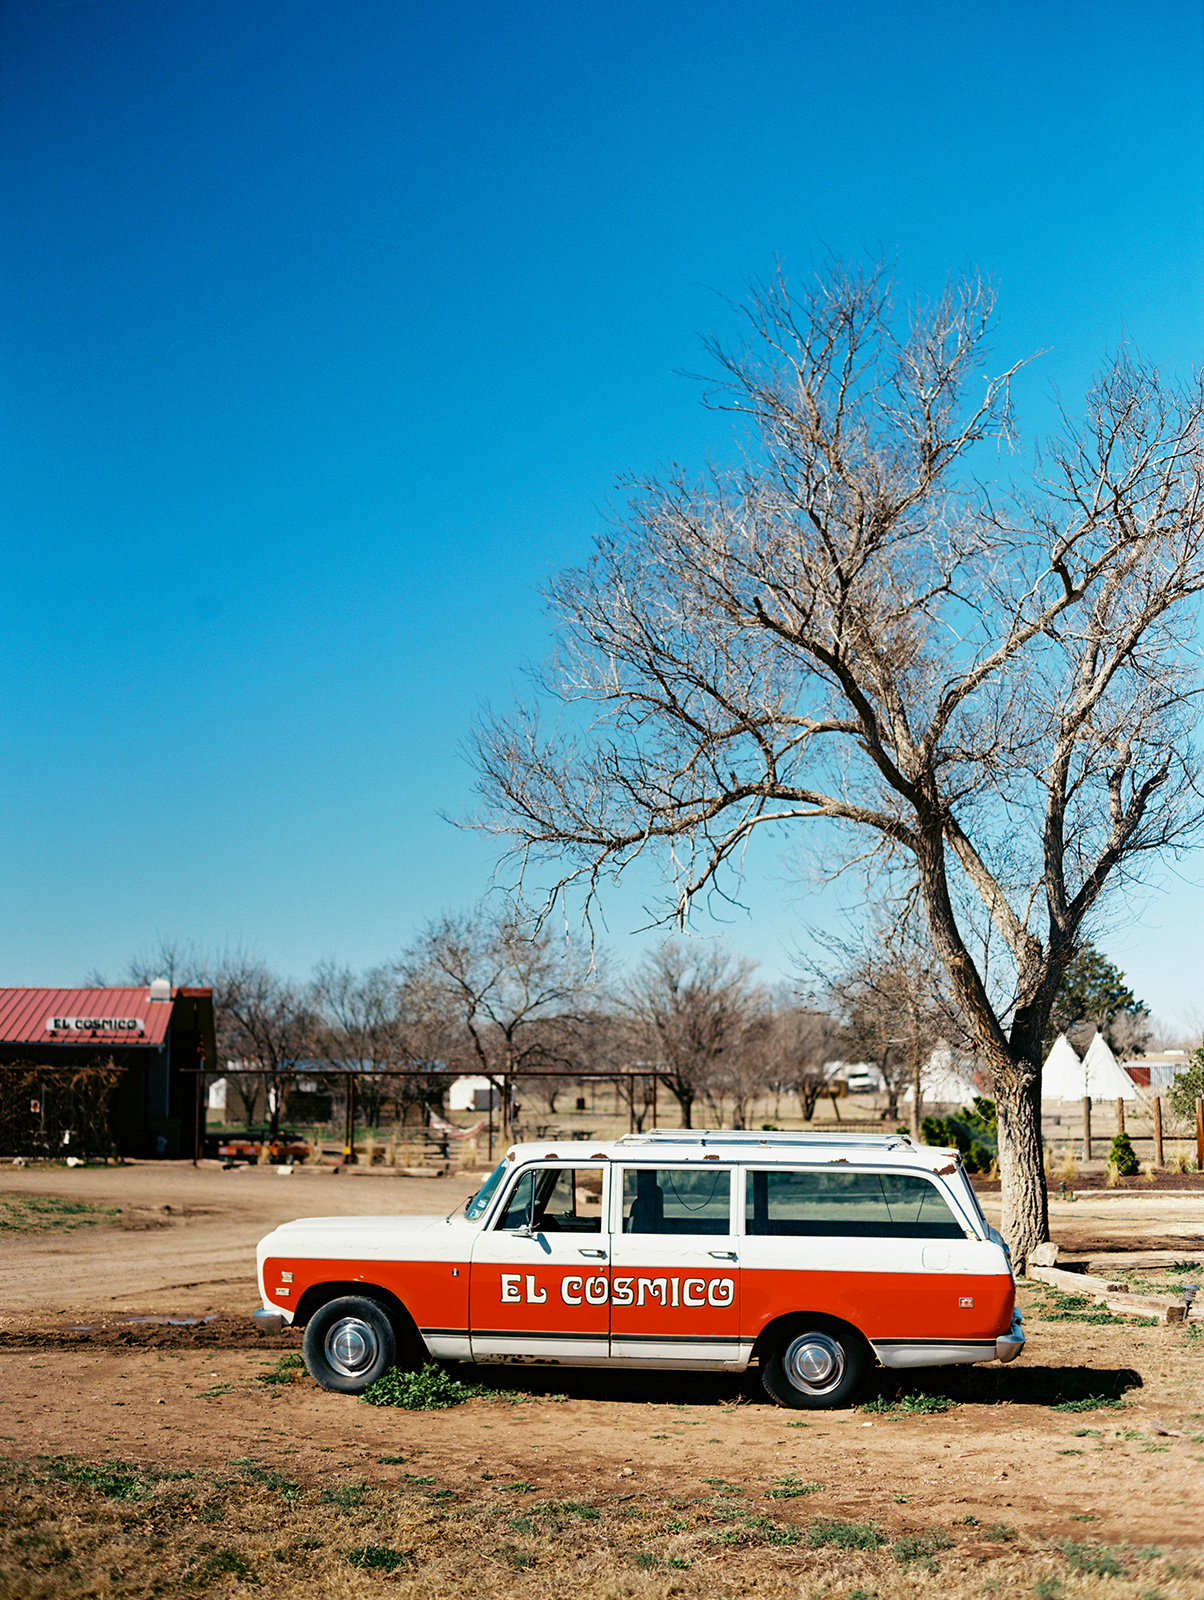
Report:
745,1168,965,1239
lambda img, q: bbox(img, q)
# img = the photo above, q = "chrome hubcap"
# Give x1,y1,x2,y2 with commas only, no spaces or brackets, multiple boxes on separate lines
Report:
783,1332,845,1394
324,1316,378,1377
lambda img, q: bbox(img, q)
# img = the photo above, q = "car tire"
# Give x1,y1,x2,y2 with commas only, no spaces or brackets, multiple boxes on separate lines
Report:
303,1296,398,1394
760,1326,868,1410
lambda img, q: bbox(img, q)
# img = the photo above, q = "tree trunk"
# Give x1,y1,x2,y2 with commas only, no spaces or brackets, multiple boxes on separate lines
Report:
995,1073,1048,1273
798,1080,819,1121
910,1053,922,1137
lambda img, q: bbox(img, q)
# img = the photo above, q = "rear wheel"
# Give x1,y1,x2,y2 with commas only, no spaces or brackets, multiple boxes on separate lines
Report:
303,1296,397,1394
760,1326,868,1410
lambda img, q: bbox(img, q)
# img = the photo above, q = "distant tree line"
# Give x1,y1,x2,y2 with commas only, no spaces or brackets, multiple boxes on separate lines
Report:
114,918,1155,1139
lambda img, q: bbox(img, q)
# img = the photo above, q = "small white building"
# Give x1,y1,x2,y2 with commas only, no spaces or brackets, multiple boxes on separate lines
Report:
447,1075,499,1113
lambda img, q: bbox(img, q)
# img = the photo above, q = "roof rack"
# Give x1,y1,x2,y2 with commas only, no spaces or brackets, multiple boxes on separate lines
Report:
618,1129,916,1150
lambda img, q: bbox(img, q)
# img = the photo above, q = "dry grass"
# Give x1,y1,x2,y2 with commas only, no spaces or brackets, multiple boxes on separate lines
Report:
1,1450,1201,1600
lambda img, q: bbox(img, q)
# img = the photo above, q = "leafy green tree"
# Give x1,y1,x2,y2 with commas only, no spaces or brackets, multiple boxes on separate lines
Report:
920,1098,997,1175
1049,943,1150,1055
1167,1048,1204,1120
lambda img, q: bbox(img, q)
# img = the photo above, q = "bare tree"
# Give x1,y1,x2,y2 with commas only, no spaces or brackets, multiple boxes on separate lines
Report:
768,999,844,1122
126,939,209,988
402,902,601,1140
473,260,1204,1265
310,962,448,1128
214,958,313,1137
817,914,957,1129
623,942,763,1127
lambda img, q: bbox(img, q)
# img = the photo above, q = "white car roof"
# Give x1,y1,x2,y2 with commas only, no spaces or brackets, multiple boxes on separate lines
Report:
504,1128,961,1172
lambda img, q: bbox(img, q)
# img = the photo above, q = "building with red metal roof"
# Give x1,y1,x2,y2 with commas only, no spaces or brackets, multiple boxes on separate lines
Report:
0,983,215,1159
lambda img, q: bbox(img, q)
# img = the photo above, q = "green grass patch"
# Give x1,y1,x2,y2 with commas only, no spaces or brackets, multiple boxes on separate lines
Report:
0,1195,121,1234
765,1477,823,1499
193,1548,257,1584
320,1484,366,1510
528,1500,599,1520
893,1528,952,1568
256,1353,307,1385
806,1516,887,1550
1050,1396,1127,1413
1040,1309,1127,1324
346,1545,412,1572
862,1391,952,1415
1057,1541,1125,1577
362,1362,512,1410
232,1461,300,1502
40,1458,149,1500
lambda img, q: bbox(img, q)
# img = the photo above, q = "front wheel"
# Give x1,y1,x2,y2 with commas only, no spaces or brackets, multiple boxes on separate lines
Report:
760,1326,868,1410
303,1296,397,1394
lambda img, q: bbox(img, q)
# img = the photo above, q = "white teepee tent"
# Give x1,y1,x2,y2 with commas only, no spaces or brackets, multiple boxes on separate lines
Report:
1042,1031,1141,1101
1081,1031,1141,1101
1041,1034,1085,1101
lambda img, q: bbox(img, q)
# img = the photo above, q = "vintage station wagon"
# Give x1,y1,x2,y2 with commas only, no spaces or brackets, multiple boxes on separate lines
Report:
255,1130,1023,1408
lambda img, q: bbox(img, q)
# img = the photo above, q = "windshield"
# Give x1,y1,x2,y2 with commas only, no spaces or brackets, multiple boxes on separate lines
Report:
465,1159,509,1222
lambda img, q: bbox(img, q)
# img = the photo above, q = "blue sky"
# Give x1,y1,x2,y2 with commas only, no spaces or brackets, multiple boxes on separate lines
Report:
3,1,1203,1024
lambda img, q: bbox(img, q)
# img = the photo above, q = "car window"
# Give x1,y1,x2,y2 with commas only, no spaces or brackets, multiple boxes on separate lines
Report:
744,1168,964,1239
496,1166,603,1232
622,1166,732,1235
465,1158,509,1221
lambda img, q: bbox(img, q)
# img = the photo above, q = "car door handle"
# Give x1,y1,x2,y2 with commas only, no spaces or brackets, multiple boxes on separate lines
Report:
578,1248,607,1258
708,1250,737,1260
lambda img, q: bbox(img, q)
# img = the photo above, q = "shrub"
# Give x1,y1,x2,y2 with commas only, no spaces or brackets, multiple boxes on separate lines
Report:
362,1362,501,1409
1108,1131,1139,1178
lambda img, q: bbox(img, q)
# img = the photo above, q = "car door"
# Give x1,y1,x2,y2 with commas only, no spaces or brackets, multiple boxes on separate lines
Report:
469,1162,611,1363
738,1164,984,1348
608,1162,744,1368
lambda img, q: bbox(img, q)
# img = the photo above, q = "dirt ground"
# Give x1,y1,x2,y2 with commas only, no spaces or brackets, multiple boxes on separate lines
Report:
2,1160,1203,1598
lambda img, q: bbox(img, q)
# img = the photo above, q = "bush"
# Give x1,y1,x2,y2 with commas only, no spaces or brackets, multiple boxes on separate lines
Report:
1108,1131,1139,1178
920,1098,997,1172
1167,1048,1204,1120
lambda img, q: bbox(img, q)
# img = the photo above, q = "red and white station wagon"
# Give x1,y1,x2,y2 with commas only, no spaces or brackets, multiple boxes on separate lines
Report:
255,1130,1024,1409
